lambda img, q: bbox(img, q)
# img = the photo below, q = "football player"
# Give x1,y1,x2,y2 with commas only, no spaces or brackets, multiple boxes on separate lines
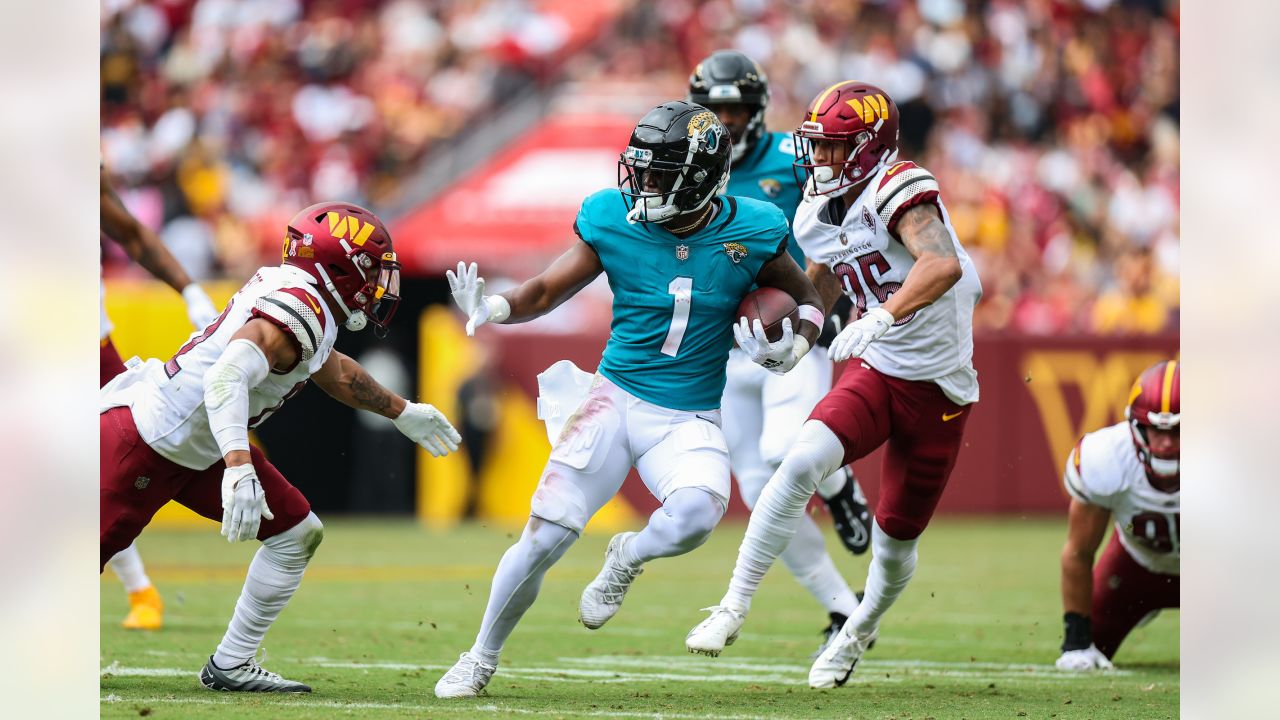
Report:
690,49,873,655
435,102,825,698
1057,360,1180,670
686,82,983,689
100,163,220,630
101,202,461,692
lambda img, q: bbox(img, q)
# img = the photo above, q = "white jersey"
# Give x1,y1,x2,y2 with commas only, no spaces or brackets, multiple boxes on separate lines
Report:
793,161,982,404
1063,422,1180,575
101,265,337,470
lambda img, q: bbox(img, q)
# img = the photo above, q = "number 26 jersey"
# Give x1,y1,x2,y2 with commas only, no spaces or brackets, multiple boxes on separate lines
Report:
792,161,983,405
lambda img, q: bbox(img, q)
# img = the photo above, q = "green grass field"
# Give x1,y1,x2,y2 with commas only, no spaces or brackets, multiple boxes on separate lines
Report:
101,517,1178,719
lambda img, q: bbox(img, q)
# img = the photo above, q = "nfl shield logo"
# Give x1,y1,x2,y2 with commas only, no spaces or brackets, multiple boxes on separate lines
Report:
676,244,689,261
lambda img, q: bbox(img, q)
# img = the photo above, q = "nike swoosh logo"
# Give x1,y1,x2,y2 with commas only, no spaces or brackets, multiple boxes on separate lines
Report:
695,414,715,424
941,411,964,422
304,294,321,313
885,162,908,177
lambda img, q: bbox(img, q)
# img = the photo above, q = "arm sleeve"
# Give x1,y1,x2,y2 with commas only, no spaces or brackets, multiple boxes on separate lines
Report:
203,338,271,457
572,200,595,249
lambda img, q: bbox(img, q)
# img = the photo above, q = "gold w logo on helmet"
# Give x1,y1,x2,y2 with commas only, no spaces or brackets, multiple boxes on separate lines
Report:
846,94,890,124
327,211,376,246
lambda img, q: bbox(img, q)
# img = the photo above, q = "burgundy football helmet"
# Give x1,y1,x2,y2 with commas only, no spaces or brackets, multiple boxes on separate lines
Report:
282,201,401,334
1125,360,1180,483
793,81,900,196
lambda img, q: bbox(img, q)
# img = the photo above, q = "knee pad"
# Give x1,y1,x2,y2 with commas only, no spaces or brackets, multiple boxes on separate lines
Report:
664,487,725,544
530,464,591,534
264,512,324,565
775,421,844,495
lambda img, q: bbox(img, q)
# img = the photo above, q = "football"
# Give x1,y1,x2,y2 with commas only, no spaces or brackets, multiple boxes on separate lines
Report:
736,286,799,343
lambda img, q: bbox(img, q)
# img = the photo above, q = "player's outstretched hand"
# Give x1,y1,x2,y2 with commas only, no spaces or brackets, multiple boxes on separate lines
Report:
220,464,273,543
394,402,462,457
446,261,489,336
733,317,803,374
1055,645,1114,671
182,283,220,330
829,307,894,362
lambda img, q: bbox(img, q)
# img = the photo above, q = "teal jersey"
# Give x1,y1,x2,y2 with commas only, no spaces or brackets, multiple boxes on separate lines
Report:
574,189,790,411
724,131,805,266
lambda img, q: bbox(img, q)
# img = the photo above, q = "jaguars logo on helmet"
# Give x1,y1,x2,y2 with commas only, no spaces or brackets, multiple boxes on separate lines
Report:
618,101,732,225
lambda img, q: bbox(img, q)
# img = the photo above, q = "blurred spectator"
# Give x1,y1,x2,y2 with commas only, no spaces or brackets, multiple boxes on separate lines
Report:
456,338,502,520
102,0,1179,335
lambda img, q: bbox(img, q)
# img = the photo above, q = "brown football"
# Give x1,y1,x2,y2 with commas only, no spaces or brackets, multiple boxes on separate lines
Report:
736,287,800,343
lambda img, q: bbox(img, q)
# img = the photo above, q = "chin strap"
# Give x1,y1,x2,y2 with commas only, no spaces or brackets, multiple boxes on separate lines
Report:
311,263,368,332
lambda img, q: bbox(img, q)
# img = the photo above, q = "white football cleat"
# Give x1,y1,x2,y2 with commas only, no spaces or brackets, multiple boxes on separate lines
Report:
434,652,497,698
685,605,746,657
578,532,642,630
808,625,878,689
199,655,311,693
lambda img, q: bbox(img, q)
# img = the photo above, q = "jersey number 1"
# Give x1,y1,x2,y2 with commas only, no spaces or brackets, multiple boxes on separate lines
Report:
661,277,693,357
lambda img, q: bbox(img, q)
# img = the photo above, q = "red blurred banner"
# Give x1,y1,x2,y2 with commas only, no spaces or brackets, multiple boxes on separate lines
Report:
392,114,636,276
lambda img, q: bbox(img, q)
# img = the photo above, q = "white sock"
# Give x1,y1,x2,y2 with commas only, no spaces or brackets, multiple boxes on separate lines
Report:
212,513,324,669
471,518,577,666
815,466,850,501
619,488,725,567
778,514,860,617
108,542,152,594
722,421,845,613
849,522,918,637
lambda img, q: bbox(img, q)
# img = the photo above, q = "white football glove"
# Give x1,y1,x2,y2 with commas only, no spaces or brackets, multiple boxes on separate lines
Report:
733,317,809,375
829,307,894,363
220,464,273,543
1055,645,1114,671
394,402,462,457
446,261,510,336
182,283,220,329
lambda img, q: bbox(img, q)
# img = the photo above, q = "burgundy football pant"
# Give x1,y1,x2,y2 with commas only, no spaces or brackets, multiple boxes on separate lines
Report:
100,406,312,570
1091,532,1179,659
808,360,973,540
100,337,127,388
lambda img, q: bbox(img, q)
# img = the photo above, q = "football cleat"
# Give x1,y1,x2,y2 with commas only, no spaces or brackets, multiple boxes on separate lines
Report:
813,612,849,659
685,605,746,657
121,585,164,631
578,532,643,630
809,625,878,689
199,655,311,693
823,472,872,555
435,652,497,698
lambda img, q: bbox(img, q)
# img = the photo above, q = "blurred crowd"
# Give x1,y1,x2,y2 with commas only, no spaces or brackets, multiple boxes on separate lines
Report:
578,0,1180,335
100,0,558,280
102,0,1179,335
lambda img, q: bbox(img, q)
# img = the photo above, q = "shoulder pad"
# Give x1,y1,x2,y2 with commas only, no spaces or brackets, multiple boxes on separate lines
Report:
875,161,941,231
251,286,327,365
1064,424,1132,506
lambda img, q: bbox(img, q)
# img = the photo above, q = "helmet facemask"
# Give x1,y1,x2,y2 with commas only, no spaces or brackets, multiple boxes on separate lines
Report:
618,118,730,226
793,127,896,197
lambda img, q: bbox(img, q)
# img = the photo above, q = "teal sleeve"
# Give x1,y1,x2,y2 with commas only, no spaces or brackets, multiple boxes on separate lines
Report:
573,202,595,248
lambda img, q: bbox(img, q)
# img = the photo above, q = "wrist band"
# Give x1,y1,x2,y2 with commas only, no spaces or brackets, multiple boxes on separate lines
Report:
797,304,825,329
484,295,511,324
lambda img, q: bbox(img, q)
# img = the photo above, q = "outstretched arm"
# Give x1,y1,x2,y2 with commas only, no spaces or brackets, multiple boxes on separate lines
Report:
314,350,461,458
879,203,963,321
1056,498,1113,669
313,350,407,419
101,166,219,327
447,241,603,334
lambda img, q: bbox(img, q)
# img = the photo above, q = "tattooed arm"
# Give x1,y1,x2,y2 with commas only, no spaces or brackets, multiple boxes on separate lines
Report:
879,203,963,321
313,350,407,419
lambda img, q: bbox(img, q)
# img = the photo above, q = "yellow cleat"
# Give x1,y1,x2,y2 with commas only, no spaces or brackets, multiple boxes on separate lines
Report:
122,586,164,631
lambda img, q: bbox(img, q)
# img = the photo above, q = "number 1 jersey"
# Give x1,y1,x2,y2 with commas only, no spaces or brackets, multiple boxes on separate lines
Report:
575,189,789,412
793,161,982,404
100,265,337,470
